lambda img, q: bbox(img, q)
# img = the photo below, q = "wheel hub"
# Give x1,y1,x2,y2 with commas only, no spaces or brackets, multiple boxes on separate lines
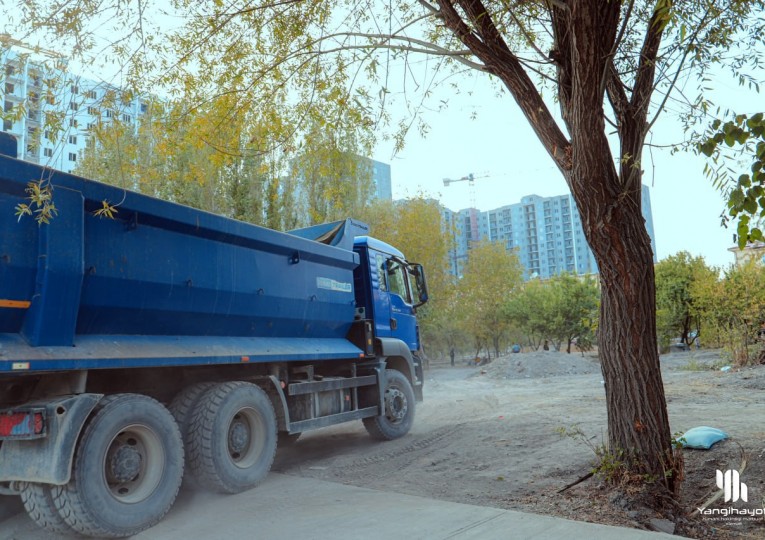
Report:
228,416,251,456
107,442,142,483
385,387,407,422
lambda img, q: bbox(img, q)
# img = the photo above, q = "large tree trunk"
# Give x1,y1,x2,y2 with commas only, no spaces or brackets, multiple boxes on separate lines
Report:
574,174,677,493
436,0,679,497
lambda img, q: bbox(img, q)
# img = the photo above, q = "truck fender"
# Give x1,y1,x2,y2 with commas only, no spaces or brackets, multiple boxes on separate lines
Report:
376,338,423,401
0,394,102,485
254,375,292,432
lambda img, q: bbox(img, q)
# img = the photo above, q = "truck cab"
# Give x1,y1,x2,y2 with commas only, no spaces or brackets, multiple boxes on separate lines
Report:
352,236,428,398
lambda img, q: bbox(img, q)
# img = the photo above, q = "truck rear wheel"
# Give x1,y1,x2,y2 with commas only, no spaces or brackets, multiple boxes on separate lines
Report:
363,369,416,441
20,482,72,534
169,382,217,440
52,394,184,538
186,382,277,494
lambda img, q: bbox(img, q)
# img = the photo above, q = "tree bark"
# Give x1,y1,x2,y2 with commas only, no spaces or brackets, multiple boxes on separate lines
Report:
574,178,677,492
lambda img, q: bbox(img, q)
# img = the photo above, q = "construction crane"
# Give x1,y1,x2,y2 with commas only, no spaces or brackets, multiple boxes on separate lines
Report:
442,173,490,210
443,173,491,245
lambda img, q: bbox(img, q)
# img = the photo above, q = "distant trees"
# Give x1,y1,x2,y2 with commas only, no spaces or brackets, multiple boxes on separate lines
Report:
506,274,599,354
654,252,716,349
76,97,373,230
692,260,765,365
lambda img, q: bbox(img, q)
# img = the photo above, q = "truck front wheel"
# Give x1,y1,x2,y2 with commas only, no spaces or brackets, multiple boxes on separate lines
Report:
186,382,277,494
51,394,184,538
363,369,416,441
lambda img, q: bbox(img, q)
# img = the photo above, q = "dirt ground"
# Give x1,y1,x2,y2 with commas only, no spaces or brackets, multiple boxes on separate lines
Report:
274,349,765,539
2,349,762,538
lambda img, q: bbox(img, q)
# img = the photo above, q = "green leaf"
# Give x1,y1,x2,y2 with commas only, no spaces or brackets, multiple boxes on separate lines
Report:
729,188,745,207
699,140,716,157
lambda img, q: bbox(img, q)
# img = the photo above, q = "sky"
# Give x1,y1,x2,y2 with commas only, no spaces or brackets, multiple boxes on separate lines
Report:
372,70,760,271
4,4,759,271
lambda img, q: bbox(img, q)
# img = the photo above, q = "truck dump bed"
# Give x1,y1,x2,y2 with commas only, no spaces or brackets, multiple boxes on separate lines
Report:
0,133,366,373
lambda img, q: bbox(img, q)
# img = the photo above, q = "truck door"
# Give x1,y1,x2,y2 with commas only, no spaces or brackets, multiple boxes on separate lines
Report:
376,253,418,351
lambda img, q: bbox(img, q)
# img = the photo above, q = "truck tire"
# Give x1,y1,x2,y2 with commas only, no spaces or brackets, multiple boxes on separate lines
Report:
363,369,415,441
186,382,277,494
169,383,217,440
20,483,72,534
169,382,217,488
52,394,184,538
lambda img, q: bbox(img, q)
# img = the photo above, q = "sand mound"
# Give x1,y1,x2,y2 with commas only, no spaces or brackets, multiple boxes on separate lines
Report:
476,350,601,380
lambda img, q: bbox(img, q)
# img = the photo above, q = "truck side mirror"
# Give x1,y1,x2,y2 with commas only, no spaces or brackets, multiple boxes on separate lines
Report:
410,263,428,308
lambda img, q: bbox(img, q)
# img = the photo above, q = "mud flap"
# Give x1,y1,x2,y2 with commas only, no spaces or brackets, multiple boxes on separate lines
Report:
0,393,102,485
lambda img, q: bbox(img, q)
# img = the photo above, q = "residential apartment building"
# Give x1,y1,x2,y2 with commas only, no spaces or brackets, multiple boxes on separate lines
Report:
443,185,657,279
359,157,392,201
1,42,148,174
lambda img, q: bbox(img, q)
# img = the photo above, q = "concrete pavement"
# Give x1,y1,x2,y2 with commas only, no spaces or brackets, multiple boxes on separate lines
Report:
0,473,680,539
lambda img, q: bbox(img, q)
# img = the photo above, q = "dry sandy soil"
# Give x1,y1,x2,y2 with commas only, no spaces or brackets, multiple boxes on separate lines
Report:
2,349,763,538
274,349,765,539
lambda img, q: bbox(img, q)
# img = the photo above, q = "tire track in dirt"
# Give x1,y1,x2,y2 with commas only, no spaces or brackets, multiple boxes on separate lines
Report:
327,424,464,481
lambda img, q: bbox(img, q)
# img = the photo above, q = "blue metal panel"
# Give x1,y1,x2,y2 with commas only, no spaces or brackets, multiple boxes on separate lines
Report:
354,236,404,258
0,132,363,350
0,334,364,373
21,188,84,346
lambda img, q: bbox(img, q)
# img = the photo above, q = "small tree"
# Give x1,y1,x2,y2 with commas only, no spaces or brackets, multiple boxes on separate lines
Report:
457,241,524,359
654,252,716,349
546,274,600,354
505,280,554,351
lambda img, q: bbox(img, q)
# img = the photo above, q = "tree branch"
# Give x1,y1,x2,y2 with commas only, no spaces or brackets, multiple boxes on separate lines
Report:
436,0,572,171
645,2,716,134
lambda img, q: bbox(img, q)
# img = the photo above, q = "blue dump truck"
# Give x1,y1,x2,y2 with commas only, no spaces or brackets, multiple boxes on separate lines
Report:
0,132,428,537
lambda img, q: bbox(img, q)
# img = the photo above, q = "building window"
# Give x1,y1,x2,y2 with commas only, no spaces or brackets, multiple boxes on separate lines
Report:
4,82,14,94
68,135,77,145
70,102,78,111
69,119,78,128
3,119,12,131
105,110,114,118
122,114,132,123
5,65,15,76
86,90,97,99
87,106,98,115
71,85,79,94
4,100,12,113
46,93,55,105
140,102,148,113
68,152,77,162
44,148,53,158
